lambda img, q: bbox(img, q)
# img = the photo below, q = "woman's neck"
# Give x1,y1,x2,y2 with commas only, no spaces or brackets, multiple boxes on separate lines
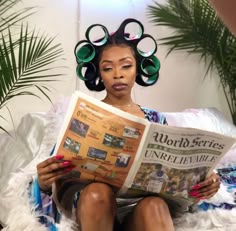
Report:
102,95,145,118
102,95,134,107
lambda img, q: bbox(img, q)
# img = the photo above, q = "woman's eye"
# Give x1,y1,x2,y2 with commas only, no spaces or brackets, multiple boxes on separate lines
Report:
102,67,112,72
122,64,132,69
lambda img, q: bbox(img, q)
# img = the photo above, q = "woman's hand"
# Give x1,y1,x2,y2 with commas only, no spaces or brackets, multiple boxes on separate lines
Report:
37,155,75,192
189,172,220,200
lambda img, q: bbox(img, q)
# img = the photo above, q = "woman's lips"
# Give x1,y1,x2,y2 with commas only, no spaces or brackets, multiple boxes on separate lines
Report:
112,83,128,91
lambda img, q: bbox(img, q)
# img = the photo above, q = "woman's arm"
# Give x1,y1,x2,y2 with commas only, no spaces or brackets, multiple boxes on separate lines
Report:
209,0,236,36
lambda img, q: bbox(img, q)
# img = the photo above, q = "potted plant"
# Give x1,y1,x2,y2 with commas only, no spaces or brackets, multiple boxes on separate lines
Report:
147,0,236,125
0,0,64,133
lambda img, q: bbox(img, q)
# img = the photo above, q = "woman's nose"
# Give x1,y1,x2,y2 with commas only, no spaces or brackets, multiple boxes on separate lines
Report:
113,68,123,79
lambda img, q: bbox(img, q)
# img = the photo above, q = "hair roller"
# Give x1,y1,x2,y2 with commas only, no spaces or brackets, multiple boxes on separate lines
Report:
76,62,97,81
85,24,110,47
140,55,160,77
74,41,96,63
135,72,159,86
136,34,157,58
116,18,144,41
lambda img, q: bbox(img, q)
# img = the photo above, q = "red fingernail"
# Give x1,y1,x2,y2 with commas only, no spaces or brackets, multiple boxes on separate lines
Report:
191,184,201,190
62,161,72,166
65,165,76,172
55,155,64,160
189,189,198,193
189,191,199,197
199,197,206,200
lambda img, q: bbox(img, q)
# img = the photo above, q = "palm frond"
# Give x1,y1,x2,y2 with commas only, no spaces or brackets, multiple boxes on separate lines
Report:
147,0,236,124
0,24,64,110
0,0,36,34
0,1,65,133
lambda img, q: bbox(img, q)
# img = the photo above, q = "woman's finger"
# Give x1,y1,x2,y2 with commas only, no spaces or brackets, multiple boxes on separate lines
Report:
37,159,73,175
198,180,220,194
189,185,220,199
39,165,76,181
191,173,220,190
38,165,76,191
198,191,218,200
37,155,64,169
197,186,220,198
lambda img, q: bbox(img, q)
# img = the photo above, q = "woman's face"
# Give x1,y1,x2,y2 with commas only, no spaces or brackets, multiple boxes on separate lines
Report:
99,45,137,98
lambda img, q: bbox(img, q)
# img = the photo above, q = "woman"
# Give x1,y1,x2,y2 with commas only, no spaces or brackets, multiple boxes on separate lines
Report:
35,18,220,231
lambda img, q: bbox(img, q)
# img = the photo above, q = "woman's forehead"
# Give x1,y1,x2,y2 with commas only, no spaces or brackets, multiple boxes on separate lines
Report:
100,45,135,61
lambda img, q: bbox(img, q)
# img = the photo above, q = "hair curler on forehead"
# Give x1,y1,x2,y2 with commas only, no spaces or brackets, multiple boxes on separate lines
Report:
74,18,161,91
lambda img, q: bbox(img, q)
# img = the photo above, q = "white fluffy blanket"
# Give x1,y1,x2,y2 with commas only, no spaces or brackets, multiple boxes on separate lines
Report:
0,98,236,231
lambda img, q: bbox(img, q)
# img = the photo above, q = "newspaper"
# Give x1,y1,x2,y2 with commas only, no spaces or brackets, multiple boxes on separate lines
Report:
52,91,236,214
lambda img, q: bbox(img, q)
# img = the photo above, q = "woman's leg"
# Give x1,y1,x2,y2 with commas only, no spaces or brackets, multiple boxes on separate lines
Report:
123,197,175,231
76,182,116,231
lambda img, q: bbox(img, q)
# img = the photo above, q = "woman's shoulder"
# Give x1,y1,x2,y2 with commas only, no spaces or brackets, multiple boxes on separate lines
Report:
140,106,167,124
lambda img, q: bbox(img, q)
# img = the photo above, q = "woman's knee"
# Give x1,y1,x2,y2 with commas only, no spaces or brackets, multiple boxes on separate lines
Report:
123,197,173,231
136,196,171,216
78,183,116,214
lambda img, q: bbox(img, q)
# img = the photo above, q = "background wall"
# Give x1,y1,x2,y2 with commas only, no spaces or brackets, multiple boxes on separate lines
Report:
1,0,232,132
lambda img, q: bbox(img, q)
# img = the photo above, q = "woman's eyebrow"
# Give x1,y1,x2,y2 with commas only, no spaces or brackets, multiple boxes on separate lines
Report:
101,60,112,64
101,57,133,64
119,57,133,62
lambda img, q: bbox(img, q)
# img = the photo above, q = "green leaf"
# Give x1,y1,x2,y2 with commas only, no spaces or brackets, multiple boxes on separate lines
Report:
147,0,236,124
0,1,66,133
0,0,36,34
